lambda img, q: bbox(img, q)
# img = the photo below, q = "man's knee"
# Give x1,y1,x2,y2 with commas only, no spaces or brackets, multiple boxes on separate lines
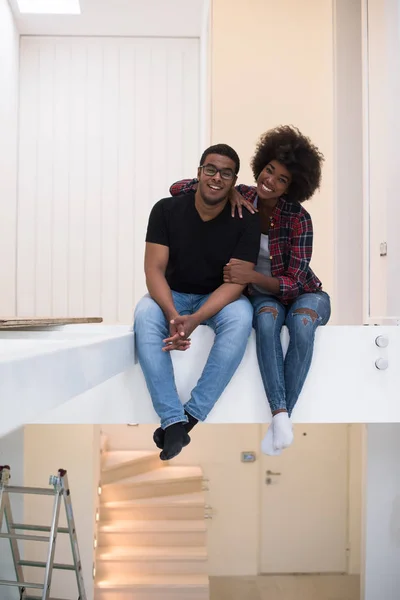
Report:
220,297,253,333
134,296,165,333
234,297,253,327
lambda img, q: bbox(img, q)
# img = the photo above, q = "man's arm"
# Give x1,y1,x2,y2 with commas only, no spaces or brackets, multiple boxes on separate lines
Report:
145,242,190,351
168,213,260,341
169,278,250,340
171,212,259,337
223,259,280,294
144,242,177,321
193,280,247,322
145,199,178,320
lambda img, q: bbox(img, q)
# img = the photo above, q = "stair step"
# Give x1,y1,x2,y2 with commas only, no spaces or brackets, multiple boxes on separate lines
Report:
101,451,162,483
98,519,207,547
95,574,210,600
102,451,158,470
99,520,206,533
101,467,203,501
100,492,206,521
96,573,209,589
96,545,208,576
101,491,205,508
97,546,207,560
95,591,208,600
105,466,202,485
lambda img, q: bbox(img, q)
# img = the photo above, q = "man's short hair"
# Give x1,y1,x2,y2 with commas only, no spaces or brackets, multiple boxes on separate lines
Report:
199,144,240,175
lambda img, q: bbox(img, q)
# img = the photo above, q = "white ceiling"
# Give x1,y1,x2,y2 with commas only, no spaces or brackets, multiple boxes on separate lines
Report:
7,0,205,37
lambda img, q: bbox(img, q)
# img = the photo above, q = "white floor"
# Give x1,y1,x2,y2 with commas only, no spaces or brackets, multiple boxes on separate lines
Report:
210,575,360,600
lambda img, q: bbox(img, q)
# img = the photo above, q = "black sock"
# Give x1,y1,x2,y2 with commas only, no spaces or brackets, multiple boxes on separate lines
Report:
185,411,198,433
153,411,199,450
160,422,190,461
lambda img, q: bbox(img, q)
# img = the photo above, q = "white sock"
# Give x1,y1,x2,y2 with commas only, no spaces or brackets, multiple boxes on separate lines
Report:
272,412,294,451
261,421,282,456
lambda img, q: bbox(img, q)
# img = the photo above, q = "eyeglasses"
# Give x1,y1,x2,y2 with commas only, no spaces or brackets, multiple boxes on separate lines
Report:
199,164,236,181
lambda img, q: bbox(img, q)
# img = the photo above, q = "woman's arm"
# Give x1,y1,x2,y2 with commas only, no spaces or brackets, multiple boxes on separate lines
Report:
169,179,198,196
224,212,315,302
223,260,280,294
229,187,258,218
169,180,259,218
274,213,315,303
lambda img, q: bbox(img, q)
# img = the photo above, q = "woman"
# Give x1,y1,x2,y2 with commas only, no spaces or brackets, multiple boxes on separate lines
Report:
170,125,331,455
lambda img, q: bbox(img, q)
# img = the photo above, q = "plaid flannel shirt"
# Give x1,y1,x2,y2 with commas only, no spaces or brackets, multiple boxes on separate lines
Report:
169,179,323,304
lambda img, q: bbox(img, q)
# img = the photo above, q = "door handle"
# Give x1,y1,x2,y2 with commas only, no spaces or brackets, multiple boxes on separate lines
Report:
266,470,281,476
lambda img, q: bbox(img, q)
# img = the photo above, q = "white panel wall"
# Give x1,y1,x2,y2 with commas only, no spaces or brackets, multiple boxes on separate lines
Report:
0,0,19,317
333,0,363,325
17,36,200,323
365,0,400,321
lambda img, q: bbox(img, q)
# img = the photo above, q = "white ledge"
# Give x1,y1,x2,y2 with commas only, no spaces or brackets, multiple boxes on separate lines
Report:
24,324,400,427
0,326,134,436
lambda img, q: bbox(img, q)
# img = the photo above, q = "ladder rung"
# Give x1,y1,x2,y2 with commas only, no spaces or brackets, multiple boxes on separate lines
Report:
0,533,49,542
0,579,44,589
11,523,69,534
18,560,76,571
3,485,56,496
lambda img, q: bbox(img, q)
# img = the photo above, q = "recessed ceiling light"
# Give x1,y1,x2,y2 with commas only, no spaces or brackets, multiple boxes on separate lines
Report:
16,0,81,14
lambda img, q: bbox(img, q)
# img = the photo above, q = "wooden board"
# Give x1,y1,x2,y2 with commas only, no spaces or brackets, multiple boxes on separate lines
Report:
0,317,103,329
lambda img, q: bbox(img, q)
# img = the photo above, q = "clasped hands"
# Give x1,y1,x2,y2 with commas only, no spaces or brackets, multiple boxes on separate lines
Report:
162,314,199,352
162,260,253,352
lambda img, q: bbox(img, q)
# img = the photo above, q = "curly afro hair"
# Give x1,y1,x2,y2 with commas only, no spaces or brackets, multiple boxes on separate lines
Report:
251,125,324,203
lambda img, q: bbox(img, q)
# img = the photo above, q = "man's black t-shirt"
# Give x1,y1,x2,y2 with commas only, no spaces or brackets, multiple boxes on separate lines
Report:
145,192,261,294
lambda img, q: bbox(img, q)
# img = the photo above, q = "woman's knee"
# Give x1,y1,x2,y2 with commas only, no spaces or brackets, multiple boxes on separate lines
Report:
253,303,281,333
287,307,320,341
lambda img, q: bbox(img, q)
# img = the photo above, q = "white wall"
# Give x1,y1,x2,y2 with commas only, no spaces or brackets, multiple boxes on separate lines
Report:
363,424,400,599
22,425,100,600
211,0,335,317
333,0,364,325
366,0,400,321
0,0,19,316
0,426,100,599
16,36,200,323
348,424,364,574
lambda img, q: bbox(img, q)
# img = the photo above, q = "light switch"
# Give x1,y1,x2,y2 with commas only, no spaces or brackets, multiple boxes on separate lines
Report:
241,451,256,463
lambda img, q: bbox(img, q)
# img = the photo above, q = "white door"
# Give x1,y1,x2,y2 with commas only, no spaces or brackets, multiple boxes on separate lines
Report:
260,424,349,573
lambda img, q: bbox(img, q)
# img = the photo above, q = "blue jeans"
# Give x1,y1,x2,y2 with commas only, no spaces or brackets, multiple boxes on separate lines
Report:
250,291,331,416
134,292,253,429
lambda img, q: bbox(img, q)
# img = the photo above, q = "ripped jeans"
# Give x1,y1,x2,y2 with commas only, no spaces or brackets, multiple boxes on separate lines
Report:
250,291,331,416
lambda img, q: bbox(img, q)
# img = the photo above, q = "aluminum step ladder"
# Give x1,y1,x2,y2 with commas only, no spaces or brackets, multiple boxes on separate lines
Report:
0,465,87,600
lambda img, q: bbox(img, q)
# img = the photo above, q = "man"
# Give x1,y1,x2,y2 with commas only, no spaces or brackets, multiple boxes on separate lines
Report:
134,144,260,460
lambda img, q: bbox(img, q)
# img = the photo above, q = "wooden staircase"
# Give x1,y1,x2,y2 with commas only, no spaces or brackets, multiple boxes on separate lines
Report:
95,448,210,600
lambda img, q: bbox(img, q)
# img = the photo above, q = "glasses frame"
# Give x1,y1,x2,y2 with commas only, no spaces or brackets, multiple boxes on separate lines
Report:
199,163,236,181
